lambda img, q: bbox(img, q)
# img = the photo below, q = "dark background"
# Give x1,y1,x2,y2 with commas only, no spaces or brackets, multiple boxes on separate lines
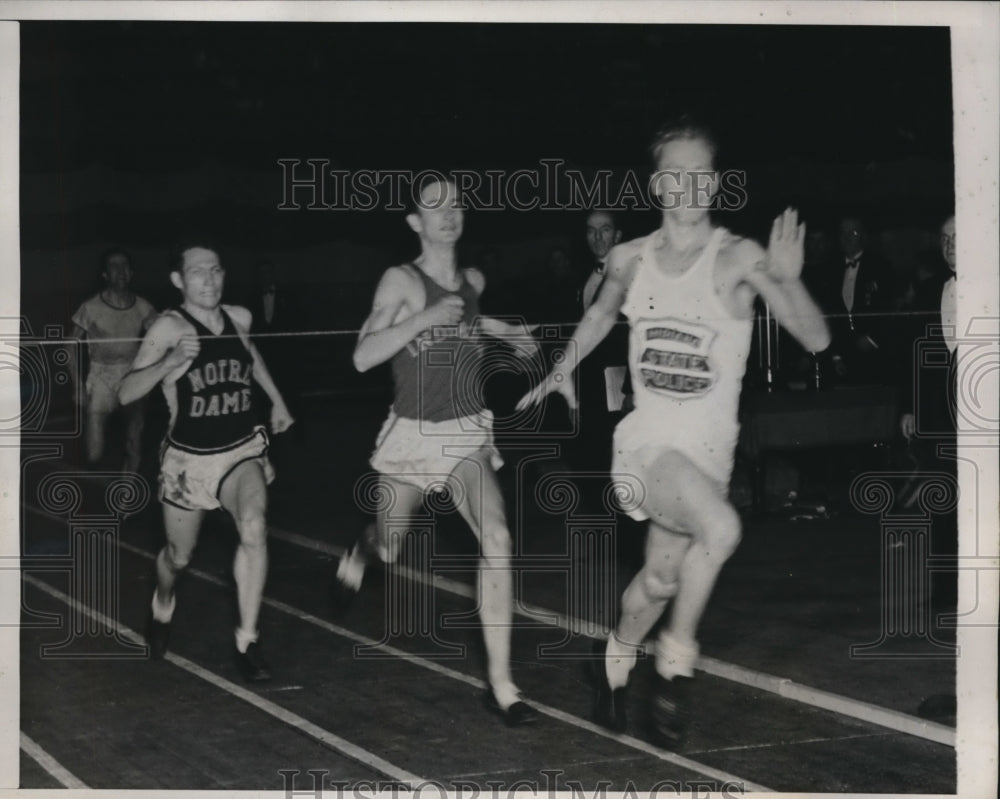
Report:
20,21,954,389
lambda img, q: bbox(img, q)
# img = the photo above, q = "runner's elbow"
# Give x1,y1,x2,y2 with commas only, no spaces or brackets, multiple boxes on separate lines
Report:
353,348,374,373
806,325,832,354
118,379,137,406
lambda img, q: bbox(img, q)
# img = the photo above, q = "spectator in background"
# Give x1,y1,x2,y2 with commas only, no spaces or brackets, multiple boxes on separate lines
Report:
823,215,891,385
248,259,302,423
69,249,158,472
543,246,583,325
898,214,957,482
249,259,298,355
581,211,623,308
577,211,631,469
803,226,835,298
898,213,959,721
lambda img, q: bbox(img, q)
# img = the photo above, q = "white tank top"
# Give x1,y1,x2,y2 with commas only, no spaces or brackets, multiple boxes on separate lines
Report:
621,226,753,445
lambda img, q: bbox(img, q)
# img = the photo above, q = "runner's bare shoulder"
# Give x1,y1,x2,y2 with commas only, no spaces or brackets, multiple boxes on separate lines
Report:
716,229,767,312
222,304,252,333
463,267,486,295
150,309,192,341
607,235,648,286
380,264,424,297
370,264,426,323
727,230,766,273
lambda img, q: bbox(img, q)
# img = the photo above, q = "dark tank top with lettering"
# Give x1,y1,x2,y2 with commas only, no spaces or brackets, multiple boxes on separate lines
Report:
170,307,256,450
391,266,485,422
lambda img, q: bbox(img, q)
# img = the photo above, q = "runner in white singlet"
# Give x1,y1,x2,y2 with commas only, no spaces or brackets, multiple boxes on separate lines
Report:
520,117,830,748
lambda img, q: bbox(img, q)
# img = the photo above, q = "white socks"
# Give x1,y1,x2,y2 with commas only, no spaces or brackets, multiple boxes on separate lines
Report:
336,543,366,590
151,593,259,654
491,680,521,710
656,631,699,680
235,627,259,654
605,633,642,689
151,592,175,624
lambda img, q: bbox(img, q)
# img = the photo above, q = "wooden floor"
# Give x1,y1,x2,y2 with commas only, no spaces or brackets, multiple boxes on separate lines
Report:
18,397,961,793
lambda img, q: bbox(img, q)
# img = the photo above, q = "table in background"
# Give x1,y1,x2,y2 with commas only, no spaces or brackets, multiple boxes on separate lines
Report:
738,385,898,511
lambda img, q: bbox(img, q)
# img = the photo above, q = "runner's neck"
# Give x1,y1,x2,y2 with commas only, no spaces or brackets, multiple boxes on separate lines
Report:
182,302,225,334
415,248,460,289
102,288,135,309
659,215,714,256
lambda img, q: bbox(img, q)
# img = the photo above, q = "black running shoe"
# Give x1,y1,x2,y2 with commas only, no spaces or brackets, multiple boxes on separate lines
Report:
482,691,540,727
236,642,272,682
647,672,692,749
146,615,171,660
590,638,629,733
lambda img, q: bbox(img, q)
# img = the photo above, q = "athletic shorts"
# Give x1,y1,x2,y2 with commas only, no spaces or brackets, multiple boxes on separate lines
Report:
610,410,735,522
85,361,132,414
369,409,503,493
159,426,275,511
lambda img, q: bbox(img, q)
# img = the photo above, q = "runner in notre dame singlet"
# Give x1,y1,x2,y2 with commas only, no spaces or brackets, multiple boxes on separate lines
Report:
168,306,258,448
121,245,294,683
159,306,275,512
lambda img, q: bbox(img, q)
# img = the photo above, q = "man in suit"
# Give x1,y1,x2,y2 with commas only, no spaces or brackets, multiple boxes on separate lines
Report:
899,216,959,722
826,216,891,385
248,259,301,413
249,260,296,343
578,210,630,441
899,215,956,450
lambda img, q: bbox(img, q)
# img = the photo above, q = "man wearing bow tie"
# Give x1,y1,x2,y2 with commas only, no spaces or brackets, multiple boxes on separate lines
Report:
826,215,889,384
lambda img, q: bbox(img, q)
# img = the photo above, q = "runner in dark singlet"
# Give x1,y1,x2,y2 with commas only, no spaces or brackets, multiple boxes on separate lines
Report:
119,244,294,682
334,175,541,726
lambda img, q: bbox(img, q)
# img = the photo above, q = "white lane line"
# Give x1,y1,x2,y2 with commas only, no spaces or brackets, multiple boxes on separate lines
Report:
109,538,770,791
265,522,958,748
20,732,89,789
689,731,892,755
21,573,425,787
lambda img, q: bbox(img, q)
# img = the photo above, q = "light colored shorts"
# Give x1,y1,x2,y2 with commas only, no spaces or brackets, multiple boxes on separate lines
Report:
159,426,275,511
86,361,132,414
369,409,503,493
610,410,736,522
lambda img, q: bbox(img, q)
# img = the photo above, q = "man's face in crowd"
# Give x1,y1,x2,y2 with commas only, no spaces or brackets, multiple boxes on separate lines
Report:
585,211,621,261
940,216,956,272
838,218,866,259
104,253,132,290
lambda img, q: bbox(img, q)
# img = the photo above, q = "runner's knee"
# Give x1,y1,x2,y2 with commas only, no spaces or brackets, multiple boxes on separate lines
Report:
641,566,679,601
164,544,193,571
700,503,742,558
235,510,267,549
